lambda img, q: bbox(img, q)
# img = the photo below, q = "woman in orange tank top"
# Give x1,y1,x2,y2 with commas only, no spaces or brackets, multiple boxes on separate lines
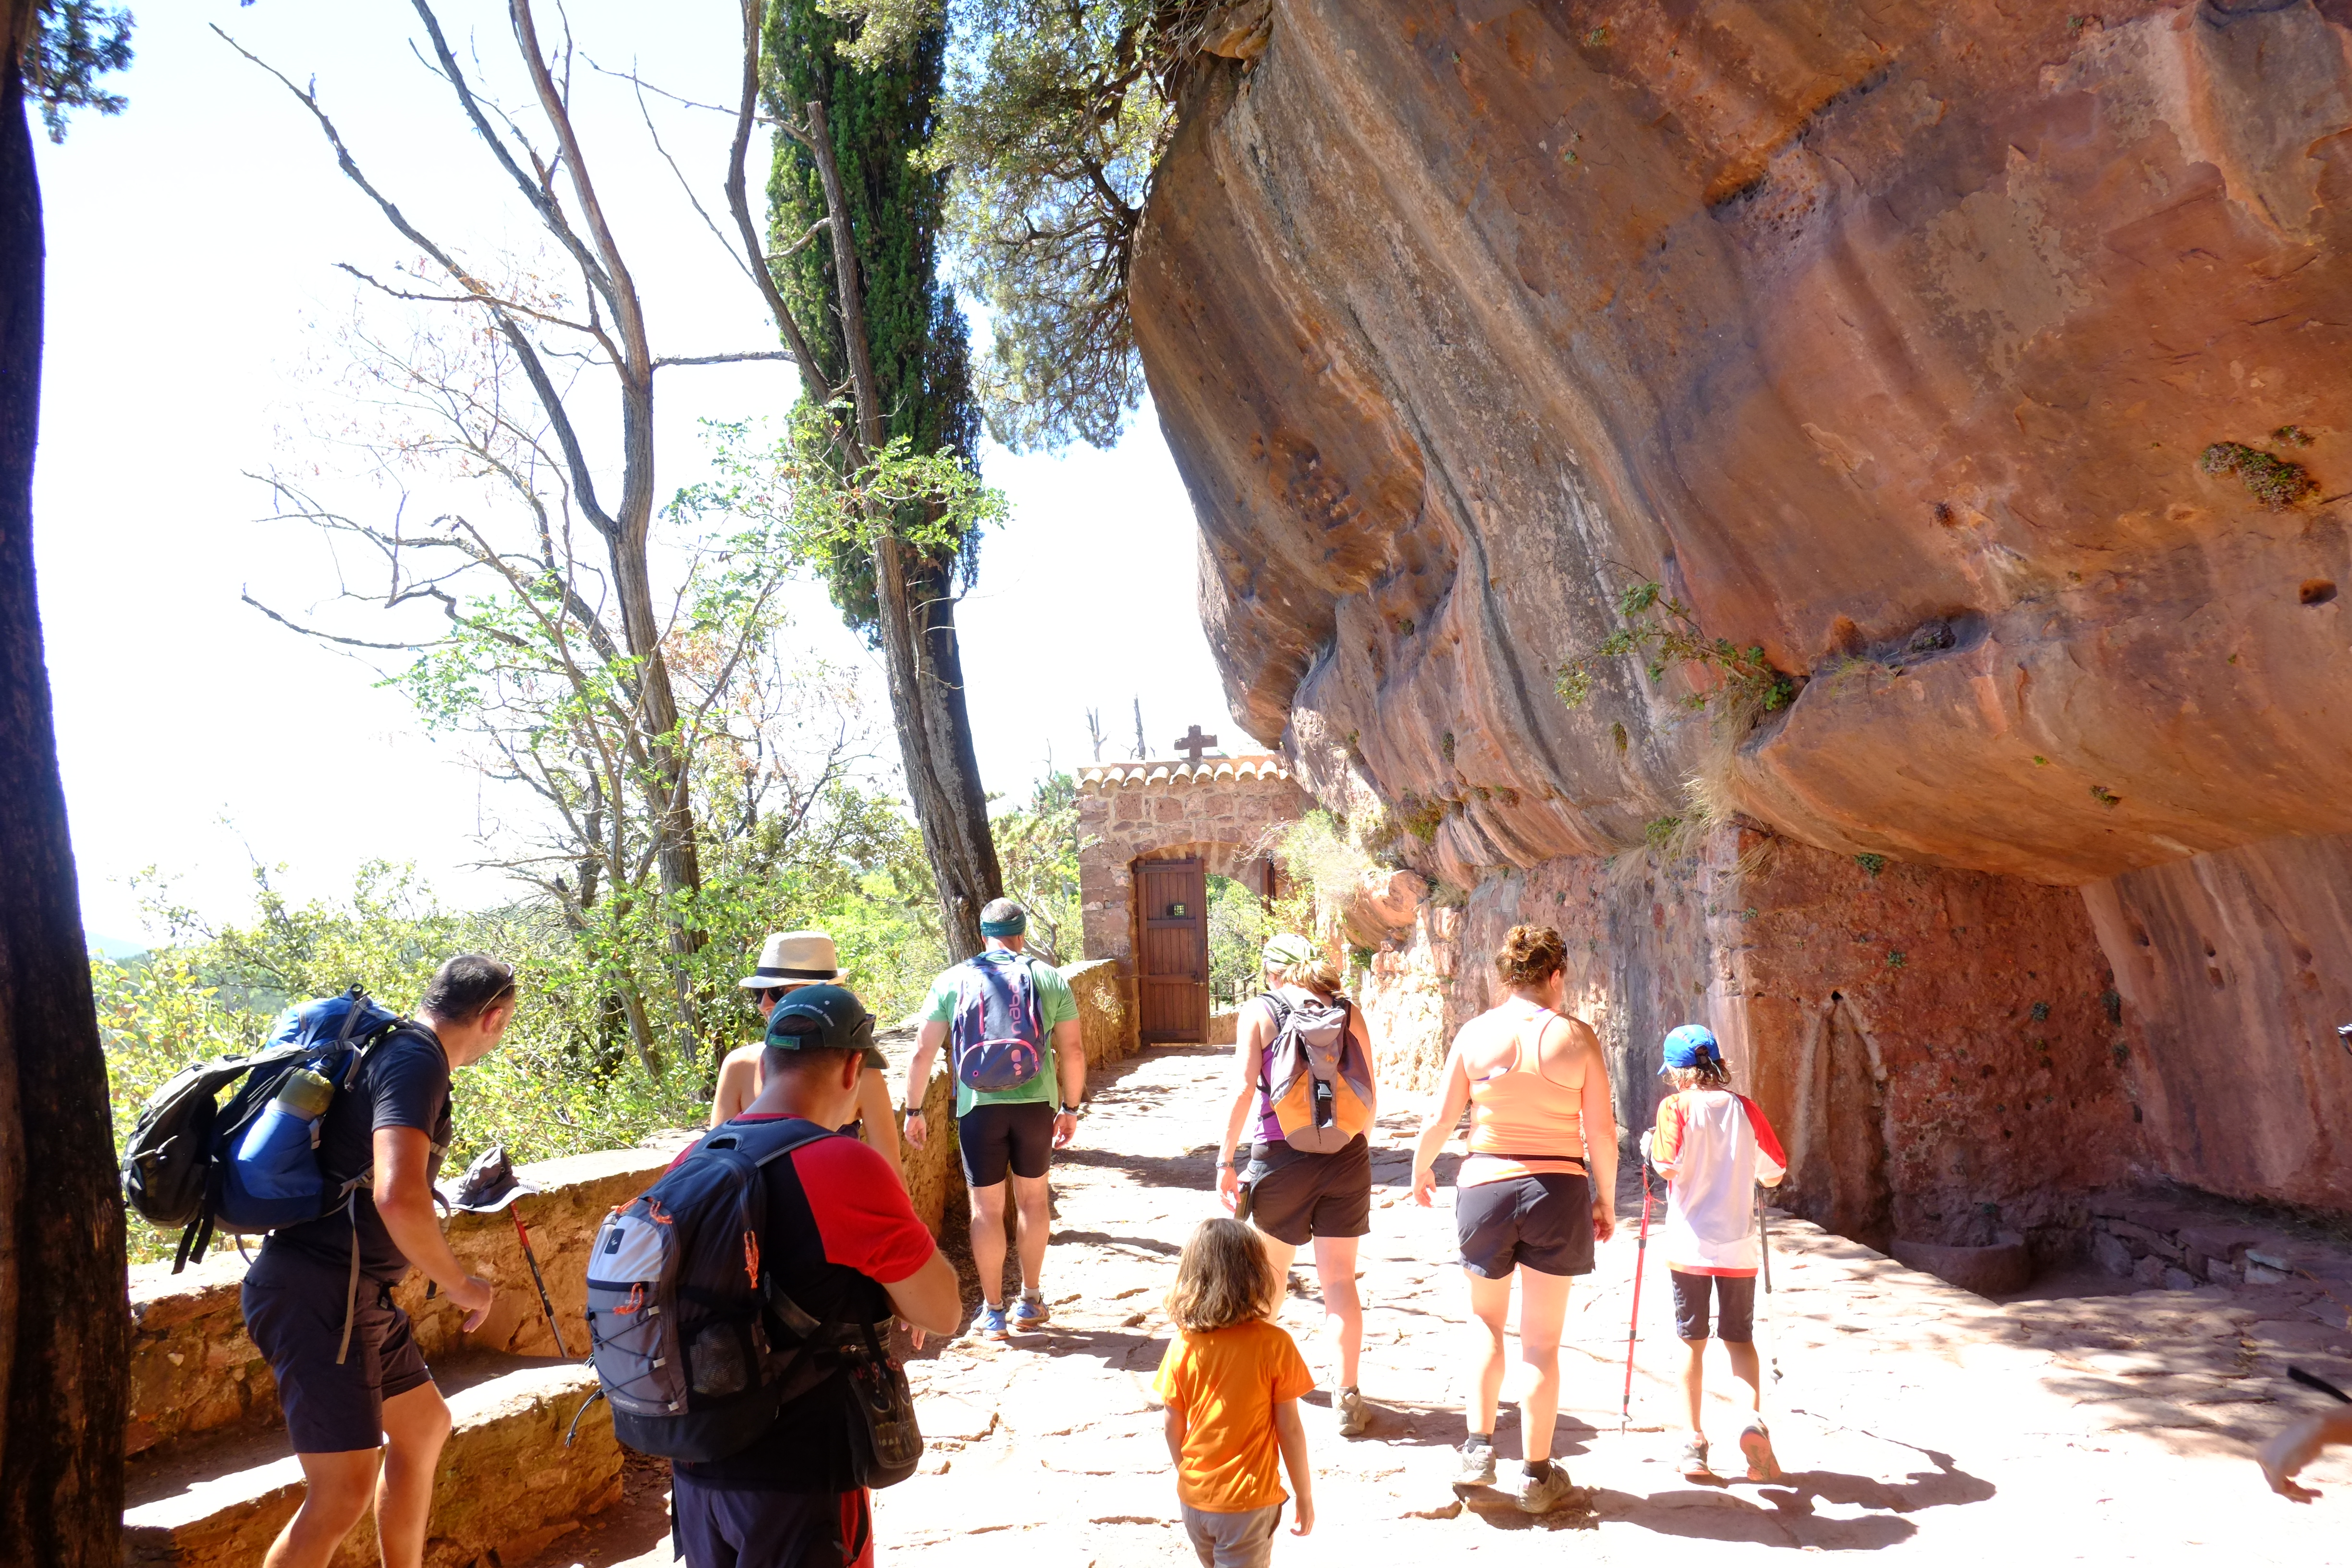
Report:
1409,924,1617,1515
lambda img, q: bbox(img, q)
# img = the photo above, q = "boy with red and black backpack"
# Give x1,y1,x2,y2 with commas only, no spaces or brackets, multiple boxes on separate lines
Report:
1643,1024,1788,1484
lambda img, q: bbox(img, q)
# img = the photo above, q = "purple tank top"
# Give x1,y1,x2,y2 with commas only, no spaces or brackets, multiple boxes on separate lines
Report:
1251,997,1283,1143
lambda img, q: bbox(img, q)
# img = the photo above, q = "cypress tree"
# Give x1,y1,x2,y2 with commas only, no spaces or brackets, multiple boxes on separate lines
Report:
764,2,1003,953
764,0,981,624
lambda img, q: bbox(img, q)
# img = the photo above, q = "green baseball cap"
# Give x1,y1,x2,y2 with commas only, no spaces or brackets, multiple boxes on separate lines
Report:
765,983,886,1068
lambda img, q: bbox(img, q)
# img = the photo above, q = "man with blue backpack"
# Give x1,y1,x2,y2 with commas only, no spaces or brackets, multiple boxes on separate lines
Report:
902,898,1086,1339
237,954,516,1568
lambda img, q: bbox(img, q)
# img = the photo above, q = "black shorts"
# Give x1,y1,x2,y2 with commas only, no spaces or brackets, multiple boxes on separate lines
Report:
958,1102,1055,1188
1455,1172,1594,1279
241,1244,434,1454
1244,1135,1372,1246
672,1471,873,1568
1670,1270,1756,1342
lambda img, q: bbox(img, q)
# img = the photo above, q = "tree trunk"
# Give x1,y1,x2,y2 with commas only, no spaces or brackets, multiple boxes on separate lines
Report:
799,98,1003,961
909,556,1002,959
0,12,131,1563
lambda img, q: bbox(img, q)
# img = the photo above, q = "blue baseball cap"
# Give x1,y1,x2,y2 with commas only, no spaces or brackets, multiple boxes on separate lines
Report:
1659,1024,1722,1077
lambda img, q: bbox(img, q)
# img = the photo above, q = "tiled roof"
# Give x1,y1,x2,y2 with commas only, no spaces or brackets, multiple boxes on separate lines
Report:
1077,755,1292,789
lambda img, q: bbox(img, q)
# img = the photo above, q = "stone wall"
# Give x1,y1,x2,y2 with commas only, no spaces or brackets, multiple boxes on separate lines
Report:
125,1144,679,1460
1063,958,1135,1073
1075,757,1312,1037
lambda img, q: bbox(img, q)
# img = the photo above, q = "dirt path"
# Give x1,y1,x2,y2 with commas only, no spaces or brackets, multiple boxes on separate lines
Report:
526,1044,2352,1566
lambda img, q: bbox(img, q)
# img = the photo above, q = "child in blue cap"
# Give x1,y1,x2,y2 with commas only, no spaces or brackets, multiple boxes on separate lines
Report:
1642,1024,1788,1483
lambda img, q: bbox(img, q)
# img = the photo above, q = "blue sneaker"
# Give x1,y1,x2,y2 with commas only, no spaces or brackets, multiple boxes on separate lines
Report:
971,1304,1009,1340
1012,1291,1051,1330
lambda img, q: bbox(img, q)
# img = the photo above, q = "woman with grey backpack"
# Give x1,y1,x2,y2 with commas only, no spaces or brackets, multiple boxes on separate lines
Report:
1213,932,1381,1439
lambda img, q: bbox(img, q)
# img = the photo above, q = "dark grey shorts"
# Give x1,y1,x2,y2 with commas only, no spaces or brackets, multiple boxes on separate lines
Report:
1244,1135,1372,1246
241,1245,433,1454
1455,1172,1594,1279
1671,1270,1757,1342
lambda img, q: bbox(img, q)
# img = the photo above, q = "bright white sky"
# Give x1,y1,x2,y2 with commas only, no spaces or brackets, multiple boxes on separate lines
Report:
34,2,1236,946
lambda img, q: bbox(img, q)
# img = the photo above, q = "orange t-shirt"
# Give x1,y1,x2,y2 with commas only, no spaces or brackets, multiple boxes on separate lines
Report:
1152,1319,1315,1512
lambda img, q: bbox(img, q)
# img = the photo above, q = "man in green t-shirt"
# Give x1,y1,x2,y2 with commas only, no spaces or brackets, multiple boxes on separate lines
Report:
904,898,1085,1339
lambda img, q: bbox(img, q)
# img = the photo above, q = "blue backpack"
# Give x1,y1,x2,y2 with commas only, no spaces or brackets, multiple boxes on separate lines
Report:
950,954,1047,1093
123,985,410,1276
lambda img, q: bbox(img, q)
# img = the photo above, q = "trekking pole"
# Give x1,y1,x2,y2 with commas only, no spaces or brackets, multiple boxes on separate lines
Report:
1620,1165,1655,1433
510,1202,573,1359
1757,1185,1780,1387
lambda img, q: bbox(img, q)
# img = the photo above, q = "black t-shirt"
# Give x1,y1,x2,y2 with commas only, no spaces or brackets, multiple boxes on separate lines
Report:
671,1118,929,1493
262,1025,453,1283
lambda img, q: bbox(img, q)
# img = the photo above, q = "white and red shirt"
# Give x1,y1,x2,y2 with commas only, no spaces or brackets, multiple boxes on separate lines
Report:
1649,1089,1787,1276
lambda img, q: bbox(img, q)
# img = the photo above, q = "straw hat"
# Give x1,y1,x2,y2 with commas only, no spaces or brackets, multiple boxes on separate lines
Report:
736,930,841,990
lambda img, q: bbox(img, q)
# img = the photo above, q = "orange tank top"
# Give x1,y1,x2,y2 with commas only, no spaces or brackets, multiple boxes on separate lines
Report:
1461,1007,1587,1189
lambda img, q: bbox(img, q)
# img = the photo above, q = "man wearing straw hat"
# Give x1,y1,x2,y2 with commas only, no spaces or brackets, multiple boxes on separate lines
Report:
711,930,902,1183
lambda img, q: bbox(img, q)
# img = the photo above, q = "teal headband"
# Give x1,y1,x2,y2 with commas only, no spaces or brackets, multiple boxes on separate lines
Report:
980,912,1028,937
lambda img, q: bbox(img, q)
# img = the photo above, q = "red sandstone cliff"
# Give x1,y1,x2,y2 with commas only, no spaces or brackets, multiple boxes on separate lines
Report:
1133,0,2352,1233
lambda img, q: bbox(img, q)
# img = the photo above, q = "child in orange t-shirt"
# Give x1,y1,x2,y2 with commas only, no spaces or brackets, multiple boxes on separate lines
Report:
1153,1219,1317,1567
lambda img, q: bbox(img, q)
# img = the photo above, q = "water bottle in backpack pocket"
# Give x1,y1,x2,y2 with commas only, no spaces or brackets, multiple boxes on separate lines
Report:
211,994,398,1236
121,985,405,1269
222,1068,337,1214
950,954,1047,1093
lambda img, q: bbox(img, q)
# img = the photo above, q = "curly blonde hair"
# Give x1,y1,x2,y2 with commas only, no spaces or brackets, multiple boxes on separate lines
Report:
1494,923,1568,987
1165,1218,1279,1332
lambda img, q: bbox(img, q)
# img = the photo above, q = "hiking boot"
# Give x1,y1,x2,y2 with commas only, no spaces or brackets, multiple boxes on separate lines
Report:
1334,1386,1369,1437
1513,1461,1575,1515
1740,1417,1782,1482
1011,1291,1050,1331
1455,1436,1497,1488
1678,1435,1713,1482
970,1303,1009,1340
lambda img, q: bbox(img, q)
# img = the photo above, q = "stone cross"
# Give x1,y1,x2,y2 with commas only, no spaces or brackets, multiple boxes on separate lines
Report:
1173,725,1219,763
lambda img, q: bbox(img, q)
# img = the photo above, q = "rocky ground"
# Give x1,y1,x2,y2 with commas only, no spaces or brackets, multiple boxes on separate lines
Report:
518,1045,2352,1566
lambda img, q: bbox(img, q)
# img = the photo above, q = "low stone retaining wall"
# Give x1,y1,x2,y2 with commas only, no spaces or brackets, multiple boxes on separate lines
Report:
125,1144,678,1461
1064,958,1134,1070
2087,1189,2352,1290
124,1362,618,1568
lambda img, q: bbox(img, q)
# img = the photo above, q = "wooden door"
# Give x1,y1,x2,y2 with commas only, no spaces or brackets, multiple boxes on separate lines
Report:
1137,856,1209,1043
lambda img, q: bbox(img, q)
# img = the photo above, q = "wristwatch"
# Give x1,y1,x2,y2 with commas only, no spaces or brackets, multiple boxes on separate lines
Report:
1058,1102,1081,1115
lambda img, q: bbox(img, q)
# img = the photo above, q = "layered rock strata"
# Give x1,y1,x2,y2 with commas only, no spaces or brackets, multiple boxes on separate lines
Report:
1134,0,2352,1231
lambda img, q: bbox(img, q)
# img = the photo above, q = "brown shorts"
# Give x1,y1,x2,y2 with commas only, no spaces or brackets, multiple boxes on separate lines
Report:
1243,1135,1372,1246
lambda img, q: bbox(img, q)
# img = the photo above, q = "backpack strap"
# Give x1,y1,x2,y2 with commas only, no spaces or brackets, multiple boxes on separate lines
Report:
704,1118,862,1345
699,1116,843,1169
1255,992,1292,1102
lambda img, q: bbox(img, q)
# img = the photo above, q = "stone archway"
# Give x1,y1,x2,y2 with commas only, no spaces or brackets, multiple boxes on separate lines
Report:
1076,755,1312,1045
